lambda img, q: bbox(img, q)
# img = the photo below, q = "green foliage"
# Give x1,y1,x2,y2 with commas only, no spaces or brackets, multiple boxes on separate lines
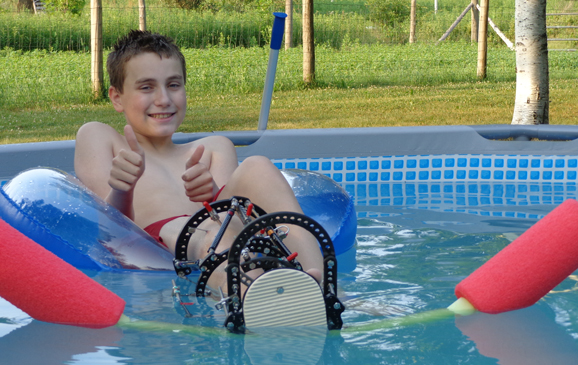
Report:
161,0,282,13
366,0,410,26
162,0,201,10
44,0,86,14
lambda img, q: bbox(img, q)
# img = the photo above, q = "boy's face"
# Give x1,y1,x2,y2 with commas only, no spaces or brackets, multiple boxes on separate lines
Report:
109,52,186,139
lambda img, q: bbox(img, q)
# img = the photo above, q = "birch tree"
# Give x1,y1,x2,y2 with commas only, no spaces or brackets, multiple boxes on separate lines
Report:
511,0,549,125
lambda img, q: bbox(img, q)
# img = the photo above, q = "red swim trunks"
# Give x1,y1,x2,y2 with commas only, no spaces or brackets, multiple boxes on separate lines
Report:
213,185,226,201
143,185,226,246
144,215,190,248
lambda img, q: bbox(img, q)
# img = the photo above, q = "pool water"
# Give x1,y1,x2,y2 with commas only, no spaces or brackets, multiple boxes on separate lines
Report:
2,181,578,364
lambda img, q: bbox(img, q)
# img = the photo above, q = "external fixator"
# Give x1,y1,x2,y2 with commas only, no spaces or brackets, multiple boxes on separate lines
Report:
171,196,344,333
173,197,267,279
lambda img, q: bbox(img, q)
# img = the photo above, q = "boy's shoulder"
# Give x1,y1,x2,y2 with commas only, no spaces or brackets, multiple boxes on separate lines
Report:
76,121,126,150
77,121,121,138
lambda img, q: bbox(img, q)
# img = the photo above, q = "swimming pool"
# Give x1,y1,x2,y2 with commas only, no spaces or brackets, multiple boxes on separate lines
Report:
2,125,578,363
2,181,577,364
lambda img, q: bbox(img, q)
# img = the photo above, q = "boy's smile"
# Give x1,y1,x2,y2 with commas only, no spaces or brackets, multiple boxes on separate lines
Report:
110,52,186,140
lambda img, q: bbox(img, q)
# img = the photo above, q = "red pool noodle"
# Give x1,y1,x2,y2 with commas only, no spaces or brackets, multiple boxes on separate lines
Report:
455,199,578,314
0,218,125,328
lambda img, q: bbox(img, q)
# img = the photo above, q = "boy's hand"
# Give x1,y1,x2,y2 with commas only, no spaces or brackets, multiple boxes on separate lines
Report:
108,125,145,192
183,145,217,202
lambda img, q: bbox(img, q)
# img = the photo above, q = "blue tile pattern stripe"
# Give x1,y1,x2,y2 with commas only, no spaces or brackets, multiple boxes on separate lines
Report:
272,154,578,219
3,154,576,217
272,154,578,184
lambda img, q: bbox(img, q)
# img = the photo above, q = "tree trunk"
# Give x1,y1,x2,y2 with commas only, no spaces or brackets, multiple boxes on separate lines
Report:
17,0,33,12
303,0,315,84
139,0,147,31
511,0,549,125
409,0,417,43
285,0,293,50
91,0,103,99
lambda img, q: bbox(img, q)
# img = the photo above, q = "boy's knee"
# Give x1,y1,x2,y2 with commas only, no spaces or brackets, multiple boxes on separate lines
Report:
239,155,276,172
210,135,235,148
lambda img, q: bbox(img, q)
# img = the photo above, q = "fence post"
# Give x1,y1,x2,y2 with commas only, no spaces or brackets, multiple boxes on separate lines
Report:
477,0,489,79
285,0,293,49
139,0,146,31
90,0,103,99
410,0,417,43
471,0,479,42
303,0,315,84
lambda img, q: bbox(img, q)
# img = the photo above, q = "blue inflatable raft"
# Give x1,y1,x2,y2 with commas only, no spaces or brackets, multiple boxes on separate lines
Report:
0,168,356,272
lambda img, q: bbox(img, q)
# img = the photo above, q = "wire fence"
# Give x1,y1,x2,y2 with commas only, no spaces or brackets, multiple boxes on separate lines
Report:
2,0,576,50
0,0,576,109
0,0,524,51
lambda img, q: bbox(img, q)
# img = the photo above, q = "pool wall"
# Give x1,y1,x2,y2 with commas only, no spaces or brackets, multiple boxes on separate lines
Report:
3,125,578,180
3,125,578,190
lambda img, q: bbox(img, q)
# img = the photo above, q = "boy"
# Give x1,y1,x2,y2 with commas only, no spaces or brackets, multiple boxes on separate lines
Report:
74,30,322,293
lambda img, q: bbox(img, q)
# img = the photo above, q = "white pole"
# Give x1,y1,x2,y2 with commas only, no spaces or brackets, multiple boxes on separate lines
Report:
258,13,287,131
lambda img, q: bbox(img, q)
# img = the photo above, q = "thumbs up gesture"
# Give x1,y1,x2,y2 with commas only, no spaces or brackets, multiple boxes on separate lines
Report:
182,144,217,202
108,125,145,192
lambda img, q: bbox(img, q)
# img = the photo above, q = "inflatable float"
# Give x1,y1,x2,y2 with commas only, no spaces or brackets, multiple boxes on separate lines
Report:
0,167,357,273
0,167,355,332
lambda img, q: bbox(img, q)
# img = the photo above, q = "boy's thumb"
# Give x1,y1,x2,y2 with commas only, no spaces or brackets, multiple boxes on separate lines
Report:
124,125,143,155
186,145,204,169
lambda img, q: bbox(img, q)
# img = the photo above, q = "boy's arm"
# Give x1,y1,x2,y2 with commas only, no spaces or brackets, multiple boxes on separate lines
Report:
74,122,118,198
205,136,239,189
74,123,144,220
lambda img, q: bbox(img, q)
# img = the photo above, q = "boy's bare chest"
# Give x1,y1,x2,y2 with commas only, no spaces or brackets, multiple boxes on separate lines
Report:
132,158,201,226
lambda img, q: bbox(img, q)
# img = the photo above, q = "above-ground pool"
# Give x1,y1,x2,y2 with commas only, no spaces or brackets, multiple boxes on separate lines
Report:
2,125,578,364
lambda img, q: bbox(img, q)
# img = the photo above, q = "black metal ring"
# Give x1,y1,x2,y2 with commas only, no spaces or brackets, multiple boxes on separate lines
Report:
225,211,344,332
173,197,266,277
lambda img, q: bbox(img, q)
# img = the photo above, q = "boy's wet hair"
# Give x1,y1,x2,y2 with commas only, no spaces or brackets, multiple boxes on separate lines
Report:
107,30,186,93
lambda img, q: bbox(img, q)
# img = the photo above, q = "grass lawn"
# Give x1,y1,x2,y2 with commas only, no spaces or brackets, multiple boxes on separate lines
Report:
1,41,576,144
1,78,576,144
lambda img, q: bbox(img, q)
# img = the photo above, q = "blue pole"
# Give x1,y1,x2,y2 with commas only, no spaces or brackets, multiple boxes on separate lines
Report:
258,12,287,131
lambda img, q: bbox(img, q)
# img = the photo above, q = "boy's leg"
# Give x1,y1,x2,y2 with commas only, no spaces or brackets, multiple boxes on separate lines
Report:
216,156,324,277
162,214,260,295
163,155,324,293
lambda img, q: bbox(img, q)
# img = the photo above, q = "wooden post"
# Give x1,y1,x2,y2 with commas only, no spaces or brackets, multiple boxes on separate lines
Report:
139,0,147,31
285,0,293,50
471,0,479,42
91,0,103,99
436,3,473,44
475,3,515,50
477,0,489,79
409,0,417,43
303,0,314,84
